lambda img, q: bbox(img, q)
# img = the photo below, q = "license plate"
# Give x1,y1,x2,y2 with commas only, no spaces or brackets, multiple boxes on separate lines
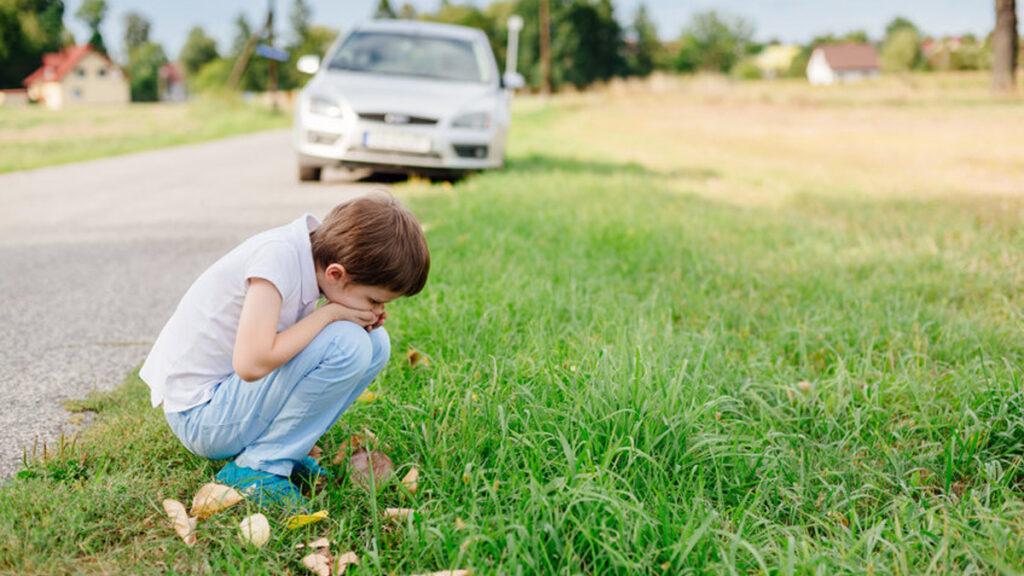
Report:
362,130,431,154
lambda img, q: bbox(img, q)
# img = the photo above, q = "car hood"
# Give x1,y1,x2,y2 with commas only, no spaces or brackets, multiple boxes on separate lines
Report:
312,70,497,118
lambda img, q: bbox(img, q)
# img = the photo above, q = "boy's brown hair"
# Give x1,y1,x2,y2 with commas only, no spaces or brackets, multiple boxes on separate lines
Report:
310,193,430,296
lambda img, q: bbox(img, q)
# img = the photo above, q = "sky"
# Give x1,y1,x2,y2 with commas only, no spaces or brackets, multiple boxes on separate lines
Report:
63,0,997,62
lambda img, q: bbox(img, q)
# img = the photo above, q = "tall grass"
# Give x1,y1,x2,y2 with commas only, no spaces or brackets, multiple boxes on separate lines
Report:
2,90,1024,574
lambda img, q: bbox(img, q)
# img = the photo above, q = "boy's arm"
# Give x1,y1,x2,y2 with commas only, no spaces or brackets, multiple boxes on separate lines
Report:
232,278,376,382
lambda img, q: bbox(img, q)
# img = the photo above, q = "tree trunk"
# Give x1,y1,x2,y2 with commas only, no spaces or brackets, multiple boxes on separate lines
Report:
539,0,551,95
992,0,1018,93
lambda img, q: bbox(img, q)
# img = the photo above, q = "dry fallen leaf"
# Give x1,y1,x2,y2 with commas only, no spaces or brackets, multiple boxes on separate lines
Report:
348,447,395,488
454,517,467,531
190,482,244,519
406,348,431,368
332,430,391,464
385,507,414,522
797,380,812,393
238,513,271,547
402,467,420,493
408,570,471,576
335,551,359,575
307,444,323,461
285,510,329,530
162,499,197,546
302,550,332,576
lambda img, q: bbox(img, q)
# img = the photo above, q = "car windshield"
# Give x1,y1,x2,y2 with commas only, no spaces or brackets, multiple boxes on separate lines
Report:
328,31,490,83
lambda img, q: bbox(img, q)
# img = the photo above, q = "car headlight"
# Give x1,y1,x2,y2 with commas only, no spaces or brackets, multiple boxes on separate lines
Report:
452,111,491,130
309,96,343,118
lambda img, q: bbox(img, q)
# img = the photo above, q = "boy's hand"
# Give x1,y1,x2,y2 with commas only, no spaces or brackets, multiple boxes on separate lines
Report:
369,310,387,331
324,302,378,329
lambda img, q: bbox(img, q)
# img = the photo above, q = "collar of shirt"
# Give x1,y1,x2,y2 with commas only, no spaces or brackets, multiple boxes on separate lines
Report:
295,213,321,308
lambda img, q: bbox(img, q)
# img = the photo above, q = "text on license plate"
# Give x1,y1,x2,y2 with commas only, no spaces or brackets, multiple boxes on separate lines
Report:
362,130,431,154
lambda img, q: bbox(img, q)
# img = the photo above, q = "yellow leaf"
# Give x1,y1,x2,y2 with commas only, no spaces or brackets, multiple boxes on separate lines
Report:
357,390,378,403
406,348,431,368
285,510,329,530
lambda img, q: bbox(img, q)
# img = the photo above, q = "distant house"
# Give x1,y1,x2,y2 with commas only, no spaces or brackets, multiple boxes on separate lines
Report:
806,43,879,85
755,45,800,78
159,62,188,102
22,44,129,109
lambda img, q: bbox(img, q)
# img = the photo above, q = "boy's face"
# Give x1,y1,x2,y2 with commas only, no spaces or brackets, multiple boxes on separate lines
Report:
319,264,400,320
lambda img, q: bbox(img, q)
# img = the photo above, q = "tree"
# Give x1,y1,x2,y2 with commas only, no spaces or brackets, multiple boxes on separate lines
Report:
180,26,218,77
992,0,1018,92
290,0,312,45
626,2,662,76
123,11,151,54
0,0,67,89
75,0,107,54
374,0,397,19
674,10,754,74
398,3,417,19
880,27,919,73
885,16,919,39
127,41,167,101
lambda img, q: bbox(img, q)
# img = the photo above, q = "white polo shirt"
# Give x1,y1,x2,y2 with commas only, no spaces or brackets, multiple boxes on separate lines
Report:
141,214,322,413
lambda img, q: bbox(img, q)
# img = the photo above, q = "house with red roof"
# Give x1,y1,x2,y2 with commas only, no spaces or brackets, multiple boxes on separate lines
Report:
806,43,880,86
22,44,129,109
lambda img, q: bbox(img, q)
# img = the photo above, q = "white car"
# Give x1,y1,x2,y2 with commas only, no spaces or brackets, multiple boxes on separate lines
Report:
293,19,523,181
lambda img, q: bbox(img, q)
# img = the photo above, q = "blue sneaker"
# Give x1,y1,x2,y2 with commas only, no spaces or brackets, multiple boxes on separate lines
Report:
291,456,331,487
215,461,305,509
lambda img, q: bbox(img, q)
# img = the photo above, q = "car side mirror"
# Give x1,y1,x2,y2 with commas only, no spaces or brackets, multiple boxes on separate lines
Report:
501,71,525,90
297,55,321,75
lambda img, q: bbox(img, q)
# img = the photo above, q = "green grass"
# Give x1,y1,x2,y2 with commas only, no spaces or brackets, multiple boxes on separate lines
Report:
3,93,1024,575
0,97,290,174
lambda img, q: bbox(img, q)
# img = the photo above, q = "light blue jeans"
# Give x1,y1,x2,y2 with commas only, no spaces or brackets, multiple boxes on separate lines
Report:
165,321,390,477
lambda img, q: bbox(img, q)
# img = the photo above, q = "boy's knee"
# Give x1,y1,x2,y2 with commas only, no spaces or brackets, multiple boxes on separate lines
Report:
369,326,391,360
317,321,374,375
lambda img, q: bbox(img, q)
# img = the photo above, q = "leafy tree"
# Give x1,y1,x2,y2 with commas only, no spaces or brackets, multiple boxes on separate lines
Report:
674,10,754,74
0,0,66,89
127,41,167,101
843,29,869,43
290,0,312,45
180,26,218,77
122,11,151,54
397,3,417,19
880,27,919,73
626,2,662,76
555,0,626,87
230,13,253,57
885,16,919,40
75,0,107,54
374,0,396,19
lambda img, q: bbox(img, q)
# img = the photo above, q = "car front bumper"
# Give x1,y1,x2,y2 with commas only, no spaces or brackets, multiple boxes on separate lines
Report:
295,112,505,172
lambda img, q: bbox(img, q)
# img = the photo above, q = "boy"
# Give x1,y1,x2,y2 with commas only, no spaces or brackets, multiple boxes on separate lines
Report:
140,194,429,506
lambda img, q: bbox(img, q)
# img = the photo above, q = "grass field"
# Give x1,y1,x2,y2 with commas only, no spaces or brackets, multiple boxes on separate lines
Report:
0,97,290,174
2,73,1024,574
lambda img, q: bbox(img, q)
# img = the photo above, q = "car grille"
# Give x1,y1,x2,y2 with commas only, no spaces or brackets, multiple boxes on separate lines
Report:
358,112,438,125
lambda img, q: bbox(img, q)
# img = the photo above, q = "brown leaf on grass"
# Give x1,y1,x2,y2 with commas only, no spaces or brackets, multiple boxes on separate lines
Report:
402,467,420,493
335,551,359,574
238,513,271,547
331,430,391,464
190,482,244,519
162,499,197,546
295,537,331,550
797,380,812,393
302,550,332,576
348,447,394,488
384,507,414,522
406,348,431,368
308,444,324,461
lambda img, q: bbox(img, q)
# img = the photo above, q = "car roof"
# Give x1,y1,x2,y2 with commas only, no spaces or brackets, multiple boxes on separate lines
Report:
351,19,487,43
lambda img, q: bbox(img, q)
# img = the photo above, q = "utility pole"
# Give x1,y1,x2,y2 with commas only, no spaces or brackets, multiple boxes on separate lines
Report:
992,0,1018,93
267,0,278,112
539,0,551,95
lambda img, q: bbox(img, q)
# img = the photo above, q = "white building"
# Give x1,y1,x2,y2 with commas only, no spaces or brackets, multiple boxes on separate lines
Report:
806,43,880,86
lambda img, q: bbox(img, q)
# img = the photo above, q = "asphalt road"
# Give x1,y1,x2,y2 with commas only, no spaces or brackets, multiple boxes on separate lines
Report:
0,129,377,481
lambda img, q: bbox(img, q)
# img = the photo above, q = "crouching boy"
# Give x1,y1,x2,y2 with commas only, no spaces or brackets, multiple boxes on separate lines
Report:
140,194,429,506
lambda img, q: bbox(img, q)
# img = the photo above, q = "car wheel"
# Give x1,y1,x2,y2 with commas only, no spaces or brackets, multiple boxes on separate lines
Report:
299,165,322,182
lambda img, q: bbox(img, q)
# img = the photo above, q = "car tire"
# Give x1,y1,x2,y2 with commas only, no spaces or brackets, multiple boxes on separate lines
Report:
299,165,322,182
